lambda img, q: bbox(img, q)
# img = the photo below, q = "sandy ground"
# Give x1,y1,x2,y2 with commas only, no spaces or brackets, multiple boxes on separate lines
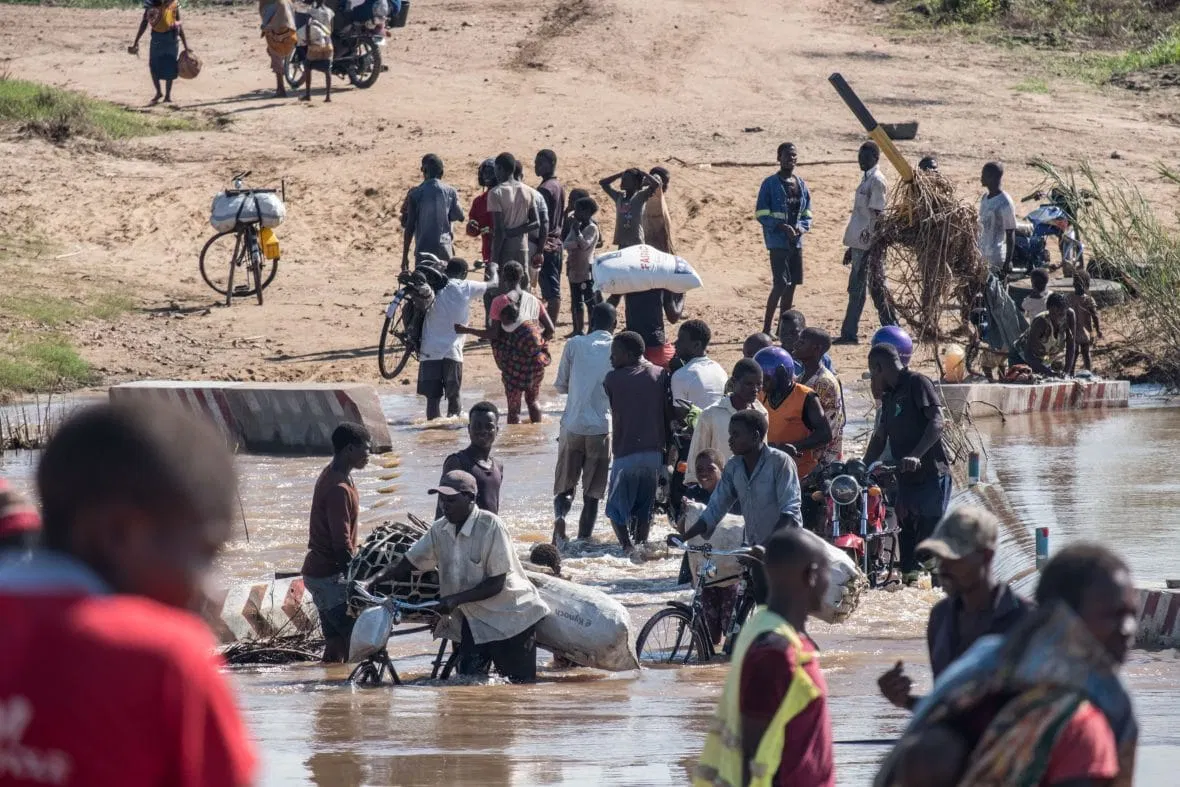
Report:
2,0,1179,397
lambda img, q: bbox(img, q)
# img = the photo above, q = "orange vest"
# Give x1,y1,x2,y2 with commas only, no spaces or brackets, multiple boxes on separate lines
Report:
761,383,819,477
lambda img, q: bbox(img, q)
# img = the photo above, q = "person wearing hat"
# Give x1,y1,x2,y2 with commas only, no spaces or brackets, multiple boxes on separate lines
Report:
877,506,1032,711
362,469,549,683
0,477,40,557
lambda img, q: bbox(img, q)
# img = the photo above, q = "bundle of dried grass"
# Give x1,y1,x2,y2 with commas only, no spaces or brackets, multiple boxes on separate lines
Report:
869,171,989,336
222,634,324,665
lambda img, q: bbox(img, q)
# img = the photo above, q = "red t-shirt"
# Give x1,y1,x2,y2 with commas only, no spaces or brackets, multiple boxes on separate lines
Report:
0,593,256,787
1041,701,1120,785
739,632,834,787
468,191,493,262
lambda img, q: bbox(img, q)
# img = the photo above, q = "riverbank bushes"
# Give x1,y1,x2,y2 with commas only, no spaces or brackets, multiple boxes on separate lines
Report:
1034,160,1180,387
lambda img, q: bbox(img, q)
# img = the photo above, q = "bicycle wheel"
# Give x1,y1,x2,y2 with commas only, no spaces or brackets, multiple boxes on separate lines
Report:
636,608,707,665
200,230,278,299
378,301,413,379
284,52,305,91
247,235,265,306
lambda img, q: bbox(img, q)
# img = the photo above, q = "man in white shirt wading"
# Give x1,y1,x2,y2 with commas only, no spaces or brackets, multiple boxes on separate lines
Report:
670,319,728,411
551,303,617,545
363,470,550,683
418,258,498,421
837,141,897,345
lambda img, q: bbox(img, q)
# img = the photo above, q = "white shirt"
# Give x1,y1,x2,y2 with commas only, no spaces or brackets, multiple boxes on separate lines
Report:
684,396,768,484
842,165,889,250
406,507,550,645
1022,291,1049,322
553,329,613,436
670,356,728,410
979,191,1018,270
419,275,497,363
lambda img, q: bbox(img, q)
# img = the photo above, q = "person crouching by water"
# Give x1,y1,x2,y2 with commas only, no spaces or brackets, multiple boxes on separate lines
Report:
129,0,191,106
874,543,1138,787
877,507,1032,712
362,470,550,683
1011,291,1078,378
694,528,835,787
259,0,297,98
302,423,371,663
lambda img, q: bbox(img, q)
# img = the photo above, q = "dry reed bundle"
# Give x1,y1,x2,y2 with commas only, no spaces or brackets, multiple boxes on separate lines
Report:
869,171,990,336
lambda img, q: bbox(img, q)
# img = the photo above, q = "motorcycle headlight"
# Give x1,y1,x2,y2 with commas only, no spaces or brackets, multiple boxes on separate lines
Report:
704,562,718,579
829,474,861,506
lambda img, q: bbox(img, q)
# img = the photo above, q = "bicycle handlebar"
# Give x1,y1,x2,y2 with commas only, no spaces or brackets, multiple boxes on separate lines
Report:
667,536,754,558
352,583,440,612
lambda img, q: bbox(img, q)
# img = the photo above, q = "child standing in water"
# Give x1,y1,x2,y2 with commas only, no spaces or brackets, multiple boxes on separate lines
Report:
457,303,551,424
1068,269,1102,372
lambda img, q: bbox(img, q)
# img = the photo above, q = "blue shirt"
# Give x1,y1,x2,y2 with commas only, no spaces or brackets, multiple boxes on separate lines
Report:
756,173,813,250
699,445,801,546
406,178,465,259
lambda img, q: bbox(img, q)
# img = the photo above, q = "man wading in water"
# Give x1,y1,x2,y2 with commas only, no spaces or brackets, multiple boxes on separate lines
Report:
302,423,371,662
362,470,549,683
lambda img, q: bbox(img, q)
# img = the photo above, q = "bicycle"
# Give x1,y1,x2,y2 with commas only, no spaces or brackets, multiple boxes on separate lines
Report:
634,537,763,665
199,172,281,307
347,585,456,686
376,257,451,379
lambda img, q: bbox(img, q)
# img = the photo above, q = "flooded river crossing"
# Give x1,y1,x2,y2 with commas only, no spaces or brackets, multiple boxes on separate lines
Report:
2,390,1178,785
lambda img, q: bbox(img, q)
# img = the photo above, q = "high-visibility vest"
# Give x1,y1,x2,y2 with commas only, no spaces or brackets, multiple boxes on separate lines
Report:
761,383,819,477
694,609,821,787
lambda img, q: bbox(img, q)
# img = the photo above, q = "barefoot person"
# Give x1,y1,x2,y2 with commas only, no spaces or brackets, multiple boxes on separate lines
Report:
362,470,550,683
129,0,191,105
299,0,334,102
302,423,371,663
489,153,540,269
552,303,617,544
757,142,813,334
402,153,465,270
535,149,566,325
0,403,256,785
642,166,676,254
457,302,551,424
694,527,834,787
259,0,297,97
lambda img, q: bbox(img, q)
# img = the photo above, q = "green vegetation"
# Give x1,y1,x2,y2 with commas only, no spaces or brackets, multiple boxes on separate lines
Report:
893,0,1180,83
0,75,200,142
1033,160,1180,386
1,238,135,397
0,336,96,394
1012,77,1051,93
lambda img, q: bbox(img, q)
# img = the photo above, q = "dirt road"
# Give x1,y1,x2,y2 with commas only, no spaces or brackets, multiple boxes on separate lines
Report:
2,0,1178,398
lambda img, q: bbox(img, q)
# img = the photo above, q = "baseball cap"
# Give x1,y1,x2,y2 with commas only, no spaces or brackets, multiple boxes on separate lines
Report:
428,470,478,498
917,506,998,561
0,478,41,539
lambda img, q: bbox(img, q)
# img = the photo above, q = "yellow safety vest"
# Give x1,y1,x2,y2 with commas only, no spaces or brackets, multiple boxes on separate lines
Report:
694,609,821,787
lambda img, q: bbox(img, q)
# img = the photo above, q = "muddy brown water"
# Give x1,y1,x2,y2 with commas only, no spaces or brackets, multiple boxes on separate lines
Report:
2,391,1178,785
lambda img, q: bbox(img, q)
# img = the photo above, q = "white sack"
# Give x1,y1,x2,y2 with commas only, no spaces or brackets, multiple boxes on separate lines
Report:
592,245,703,295
348,604,394,663
528,571,639,672
210,191,287,232
683,502,743,588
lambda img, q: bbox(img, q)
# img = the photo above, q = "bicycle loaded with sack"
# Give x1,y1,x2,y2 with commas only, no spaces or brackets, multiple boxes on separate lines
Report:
376,253,450,379
201,172,286,306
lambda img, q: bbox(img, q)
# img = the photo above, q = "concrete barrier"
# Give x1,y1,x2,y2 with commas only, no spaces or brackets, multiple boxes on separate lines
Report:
1135,587,1180,650
200,576,321,645
108,381,393,455
940,379,1130,420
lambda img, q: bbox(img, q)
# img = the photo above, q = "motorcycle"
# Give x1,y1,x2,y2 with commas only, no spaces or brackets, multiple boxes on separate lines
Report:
285,4,393,91
803,460,899,588
1011,188,1086,275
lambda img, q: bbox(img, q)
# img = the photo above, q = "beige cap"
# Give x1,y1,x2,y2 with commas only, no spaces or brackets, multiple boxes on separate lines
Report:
917,506,999,561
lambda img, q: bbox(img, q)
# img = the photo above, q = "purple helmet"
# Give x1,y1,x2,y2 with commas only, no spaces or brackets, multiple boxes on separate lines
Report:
871,326,914,366
753,347,795,380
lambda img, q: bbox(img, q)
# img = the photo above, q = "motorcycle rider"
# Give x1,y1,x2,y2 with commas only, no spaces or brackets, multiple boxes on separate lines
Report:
863,343,950,585
753,347,831,480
